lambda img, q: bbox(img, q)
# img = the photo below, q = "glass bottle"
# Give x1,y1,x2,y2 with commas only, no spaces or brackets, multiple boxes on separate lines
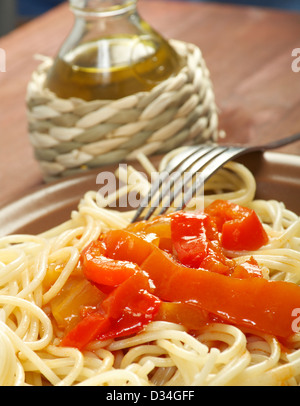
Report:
45,0,182,101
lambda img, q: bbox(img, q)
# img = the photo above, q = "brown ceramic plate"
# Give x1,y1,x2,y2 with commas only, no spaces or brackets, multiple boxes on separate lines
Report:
0,151,300,237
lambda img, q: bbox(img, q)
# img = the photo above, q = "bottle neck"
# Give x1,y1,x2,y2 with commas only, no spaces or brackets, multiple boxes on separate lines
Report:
47,0,182,100
69,0,137,17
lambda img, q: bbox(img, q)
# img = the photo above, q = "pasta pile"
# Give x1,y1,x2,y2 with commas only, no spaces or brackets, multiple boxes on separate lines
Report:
0,151,300,386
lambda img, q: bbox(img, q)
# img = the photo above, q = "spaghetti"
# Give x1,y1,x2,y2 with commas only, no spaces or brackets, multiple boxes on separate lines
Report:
0,151,300,386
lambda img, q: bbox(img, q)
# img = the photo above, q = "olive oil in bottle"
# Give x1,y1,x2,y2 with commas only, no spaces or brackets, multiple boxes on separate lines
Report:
46,0,182,101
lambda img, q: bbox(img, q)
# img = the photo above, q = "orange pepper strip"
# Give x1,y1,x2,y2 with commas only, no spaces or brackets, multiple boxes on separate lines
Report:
101,229,300,338
103,230,154,266
140,247,300,338
155,302,211,330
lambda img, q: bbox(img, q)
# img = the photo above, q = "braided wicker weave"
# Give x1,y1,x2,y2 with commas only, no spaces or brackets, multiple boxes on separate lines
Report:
26,40,222,181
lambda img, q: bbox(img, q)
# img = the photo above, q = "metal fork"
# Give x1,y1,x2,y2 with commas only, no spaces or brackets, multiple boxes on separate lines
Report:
131,132,300,222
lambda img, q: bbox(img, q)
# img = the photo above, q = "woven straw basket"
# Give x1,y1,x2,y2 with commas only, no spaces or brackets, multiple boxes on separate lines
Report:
26,40,222,182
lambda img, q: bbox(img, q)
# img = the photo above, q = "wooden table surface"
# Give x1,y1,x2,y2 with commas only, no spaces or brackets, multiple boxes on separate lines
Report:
1,0,300,207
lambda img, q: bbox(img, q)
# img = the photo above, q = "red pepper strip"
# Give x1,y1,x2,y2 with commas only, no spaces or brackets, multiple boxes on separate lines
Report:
60,272,160,349
101,269,157,319
140,247,300,338
60,308,150,349
81,240,138,287
98,271,161,340
205,200,269,251
60,311,110,350
61,245,160,349
171,211,234,274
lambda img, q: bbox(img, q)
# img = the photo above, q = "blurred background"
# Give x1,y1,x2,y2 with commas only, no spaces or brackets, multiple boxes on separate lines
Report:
1,0,300,37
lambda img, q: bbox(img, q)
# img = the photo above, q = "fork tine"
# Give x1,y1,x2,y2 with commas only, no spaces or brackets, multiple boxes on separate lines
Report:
157,145,226,215
142,145,215,220
131,145,205,222
131,131,300,223
177,146,246,211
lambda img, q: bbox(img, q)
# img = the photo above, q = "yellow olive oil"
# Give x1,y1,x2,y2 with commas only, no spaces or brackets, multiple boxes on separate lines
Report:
46,35,182,101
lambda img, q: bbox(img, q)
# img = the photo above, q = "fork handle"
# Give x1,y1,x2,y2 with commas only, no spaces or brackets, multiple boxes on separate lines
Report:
260,132,300,151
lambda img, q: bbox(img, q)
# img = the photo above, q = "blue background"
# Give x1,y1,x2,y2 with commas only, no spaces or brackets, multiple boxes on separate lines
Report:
18,1,65,16
17,0,300,16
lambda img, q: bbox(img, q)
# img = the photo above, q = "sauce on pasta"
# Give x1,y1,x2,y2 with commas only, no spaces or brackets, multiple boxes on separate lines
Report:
56,200,300,351
0,154,300,386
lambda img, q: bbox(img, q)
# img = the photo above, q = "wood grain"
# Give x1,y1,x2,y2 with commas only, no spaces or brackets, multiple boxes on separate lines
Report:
0,0,300,206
